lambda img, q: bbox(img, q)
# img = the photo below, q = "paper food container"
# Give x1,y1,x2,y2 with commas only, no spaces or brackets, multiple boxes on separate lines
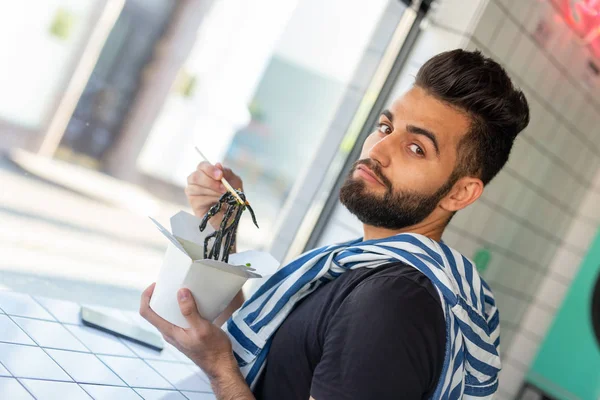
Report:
149,211,279,328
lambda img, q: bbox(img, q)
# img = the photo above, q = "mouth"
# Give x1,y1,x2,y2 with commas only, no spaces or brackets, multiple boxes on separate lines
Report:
355,165,385,187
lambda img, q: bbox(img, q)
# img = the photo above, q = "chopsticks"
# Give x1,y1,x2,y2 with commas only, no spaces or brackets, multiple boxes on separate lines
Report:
194,147,247,206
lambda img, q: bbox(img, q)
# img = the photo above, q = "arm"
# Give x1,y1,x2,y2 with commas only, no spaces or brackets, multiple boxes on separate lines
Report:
140,284,254,400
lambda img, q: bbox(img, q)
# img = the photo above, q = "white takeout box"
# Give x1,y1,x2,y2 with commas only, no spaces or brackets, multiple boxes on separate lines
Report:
149,211,279,328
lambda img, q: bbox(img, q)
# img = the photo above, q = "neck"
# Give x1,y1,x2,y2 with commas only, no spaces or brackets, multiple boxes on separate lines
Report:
362,215,447,242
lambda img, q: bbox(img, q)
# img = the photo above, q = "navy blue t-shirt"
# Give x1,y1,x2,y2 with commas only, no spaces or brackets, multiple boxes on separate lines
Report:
253,262,446,399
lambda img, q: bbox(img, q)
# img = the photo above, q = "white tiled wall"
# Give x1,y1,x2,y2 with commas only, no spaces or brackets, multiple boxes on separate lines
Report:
315,0,600,397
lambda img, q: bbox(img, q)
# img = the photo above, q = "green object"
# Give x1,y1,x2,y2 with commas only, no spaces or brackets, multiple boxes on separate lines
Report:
248,101,265,122
245,263,252,267
49,8,76,40
528,227,600,399
472,248,491,274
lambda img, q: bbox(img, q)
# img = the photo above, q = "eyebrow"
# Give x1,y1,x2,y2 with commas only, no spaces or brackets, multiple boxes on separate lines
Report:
406,125,440,157
382,109,394,122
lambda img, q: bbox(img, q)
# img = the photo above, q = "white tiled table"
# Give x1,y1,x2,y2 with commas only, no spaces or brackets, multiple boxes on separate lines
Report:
0,291,216,400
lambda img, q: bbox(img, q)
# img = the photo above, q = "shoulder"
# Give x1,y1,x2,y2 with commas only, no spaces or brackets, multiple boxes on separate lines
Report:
347,262,442,310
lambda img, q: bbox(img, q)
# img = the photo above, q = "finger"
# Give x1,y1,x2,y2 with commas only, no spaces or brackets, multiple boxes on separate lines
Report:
198,161,223,180
140,282,156,306
187,171,223,192
139,283,176,336
177,288,209,329
221,168,242,190
185,185,224,197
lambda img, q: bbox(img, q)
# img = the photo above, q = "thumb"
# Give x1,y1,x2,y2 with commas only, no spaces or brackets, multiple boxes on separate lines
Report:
177,289,205,328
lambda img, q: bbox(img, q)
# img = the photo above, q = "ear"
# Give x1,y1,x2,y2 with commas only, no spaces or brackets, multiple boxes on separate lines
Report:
439,176,484,212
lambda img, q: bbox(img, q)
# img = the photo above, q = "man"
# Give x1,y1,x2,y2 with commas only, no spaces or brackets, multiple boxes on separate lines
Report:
140,49,530,399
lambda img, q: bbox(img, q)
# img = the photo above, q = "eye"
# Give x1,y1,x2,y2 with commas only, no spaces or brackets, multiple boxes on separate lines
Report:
409,143,425,156
377,123,392,135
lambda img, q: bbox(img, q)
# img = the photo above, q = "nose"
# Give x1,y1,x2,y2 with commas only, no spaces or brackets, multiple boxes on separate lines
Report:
367,133,397,168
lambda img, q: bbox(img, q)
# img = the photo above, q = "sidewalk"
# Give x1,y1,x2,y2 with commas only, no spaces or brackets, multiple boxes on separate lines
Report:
0,153,184,310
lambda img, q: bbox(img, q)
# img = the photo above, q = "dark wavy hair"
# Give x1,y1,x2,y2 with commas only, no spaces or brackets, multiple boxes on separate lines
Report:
415,49,530,185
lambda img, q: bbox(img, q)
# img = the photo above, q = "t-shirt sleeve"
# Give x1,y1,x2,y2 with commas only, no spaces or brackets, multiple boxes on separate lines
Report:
310,275,446,400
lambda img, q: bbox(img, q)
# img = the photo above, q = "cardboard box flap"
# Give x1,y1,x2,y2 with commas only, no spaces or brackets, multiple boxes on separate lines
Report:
149,217,190,257
170,211,214,245
229,250,279,277
177,237,206,261
193,259,262,279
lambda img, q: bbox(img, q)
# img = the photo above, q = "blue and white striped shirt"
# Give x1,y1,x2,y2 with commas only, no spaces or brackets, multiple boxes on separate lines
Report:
225,233,501,399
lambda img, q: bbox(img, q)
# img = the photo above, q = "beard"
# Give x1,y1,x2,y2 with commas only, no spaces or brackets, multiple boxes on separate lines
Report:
339,159,455,230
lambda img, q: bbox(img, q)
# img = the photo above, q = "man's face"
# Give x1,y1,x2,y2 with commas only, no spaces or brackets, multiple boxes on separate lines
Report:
340,86,472,229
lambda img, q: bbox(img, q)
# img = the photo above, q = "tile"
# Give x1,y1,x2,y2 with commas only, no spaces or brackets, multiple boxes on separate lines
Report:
565,218,598,252
409,26,467,66
497,361,527,397
182,393,216,400
464,202,493,235
507,35,536,79
98,355,172,389
534,276,568,311
34,296,82,325
19,379,91,399
431,0,484,35
535,63,561,101
500,326,516,352
186,365,211,384
134,389,187,399
553,32,578,71
496,0,515,9
14,317,87,352
146,361,212,392
491,291,527,326
81,384,142,400
523,1,553,35
564,89,586,126
46,349,125,386
495,389,514,400
0,343,71,381
548,248,583,281
506,0,535,26
0,377,33,399
441,229,461,248
0,362,10,376
165,344,194,365
489,18,521,60
473,1,504,47
66,325,136,357
521,303,556,339
455,236,480,262
0,315,35,345
551,81,576,118
506,331,540,368
0,292,55,321
122,340,179,362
